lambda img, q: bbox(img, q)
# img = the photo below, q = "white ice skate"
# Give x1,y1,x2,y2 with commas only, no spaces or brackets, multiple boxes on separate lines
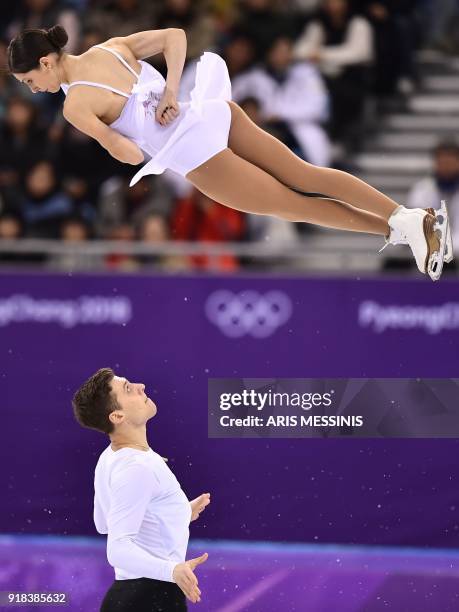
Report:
379,206,447,281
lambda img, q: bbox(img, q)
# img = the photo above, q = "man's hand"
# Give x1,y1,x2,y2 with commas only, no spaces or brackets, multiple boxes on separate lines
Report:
173,552,208,603
190,493,210,522
156,88,180,126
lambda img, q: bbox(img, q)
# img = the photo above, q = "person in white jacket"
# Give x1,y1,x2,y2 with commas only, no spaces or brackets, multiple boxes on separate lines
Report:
231,35,331,167
293,0,373,147
72,367,211,611
406,142,459,262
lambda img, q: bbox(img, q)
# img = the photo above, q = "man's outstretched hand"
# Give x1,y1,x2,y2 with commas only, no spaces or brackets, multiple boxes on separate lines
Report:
190,493,211,522
173,552,208,603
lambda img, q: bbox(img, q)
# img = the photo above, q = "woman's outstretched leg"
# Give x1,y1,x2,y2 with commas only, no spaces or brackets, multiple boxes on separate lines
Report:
186,148,388,235
226,101,399,221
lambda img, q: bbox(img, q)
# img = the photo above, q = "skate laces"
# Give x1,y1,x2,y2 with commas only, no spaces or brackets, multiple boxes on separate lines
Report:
378,226,407,253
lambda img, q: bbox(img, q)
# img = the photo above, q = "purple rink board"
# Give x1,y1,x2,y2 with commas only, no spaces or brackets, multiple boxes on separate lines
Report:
1,536,459,612
1,272,459,550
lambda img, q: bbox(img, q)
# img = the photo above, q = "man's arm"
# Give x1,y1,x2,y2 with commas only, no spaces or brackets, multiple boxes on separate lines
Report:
63,105,144,165
106,461,177,582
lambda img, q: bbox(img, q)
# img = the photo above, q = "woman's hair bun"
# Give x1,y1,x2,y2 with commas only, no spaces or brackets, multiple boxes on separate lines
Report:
46,25,68,50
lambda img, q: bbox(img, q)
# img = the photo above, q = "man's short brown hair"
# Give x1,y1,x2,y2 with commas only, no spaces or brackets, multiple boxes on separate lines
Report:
72,368,120,434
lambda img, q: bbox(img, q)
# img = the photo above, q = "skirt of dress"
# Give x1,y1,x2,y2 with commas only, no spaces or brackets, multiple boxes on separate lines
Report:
129,52,233,186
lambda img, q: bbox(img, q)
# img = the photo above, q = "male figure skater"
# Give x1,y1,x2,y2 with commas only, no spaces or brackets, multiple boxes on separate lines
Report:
72,368,210,611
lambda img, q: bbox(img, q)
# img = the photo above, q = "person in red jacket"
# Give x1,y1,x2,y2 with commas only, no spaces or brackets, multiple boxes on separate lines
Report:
171,188,246,270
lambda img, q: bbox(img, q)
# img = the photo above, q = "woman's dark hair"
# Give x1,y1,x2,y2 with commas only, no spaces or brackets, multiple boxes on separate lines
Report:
7,24,68,74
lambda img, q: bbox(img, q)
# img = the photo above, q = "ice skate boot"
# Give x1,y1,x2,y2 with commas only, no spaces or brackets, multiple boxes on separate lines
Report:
379,206,444,281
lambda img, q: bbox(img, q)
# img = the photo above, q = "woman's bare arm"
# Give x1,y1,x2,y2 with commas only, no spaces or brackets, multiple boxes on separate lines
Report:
114,28,185,61
63,105,144,165
114,29,187,94
61,29,188,162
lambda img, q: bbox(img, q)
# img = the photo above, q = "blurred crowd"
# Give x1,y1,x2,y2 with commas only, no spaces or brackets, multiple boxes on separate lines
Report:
0,0,458,271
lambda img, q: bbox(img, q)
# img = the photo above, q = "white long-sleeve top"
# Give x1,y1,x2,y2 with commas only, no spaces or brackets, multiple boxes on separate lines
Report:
232,62,329,124
93,445,192,583
293,16,373,77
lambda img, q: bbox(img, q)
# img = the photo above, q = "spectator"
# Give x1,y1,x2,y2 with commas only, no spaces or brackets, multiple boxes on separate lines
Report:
359,0,418,100
232,35,331,166
57,122,123,200
220,30,256,78
280,0,321,12
0,212,29,263
178,31,255,100
170,187,246,270
0,4,17,38
62,175,97,225
406,141,459,265
237,95,306,160
0,39,27,120
47,215,101,270
97,175,174,236
0,181,21,218
7,0,81,54
137,212,190,270
83,0,156,41
293,0,373,150
60,215,91,242
160,169,195,201
21,160,73,238
0,212,23,240
155,0,217,60
77,26,105,54
139,213,169,243
210,0,239,31
238,96,263,124
0,96,52,191
105,222,139,270
419,0,459,53
232,0,297,62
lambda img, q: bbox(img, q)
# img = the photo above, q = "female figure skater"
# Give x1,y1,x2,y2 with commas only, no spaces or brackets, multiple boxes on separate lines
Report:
8,25,451,280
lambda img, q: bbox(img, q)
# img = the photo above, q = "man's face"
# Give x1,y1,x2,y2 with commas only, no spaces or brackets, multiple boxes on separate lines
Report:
267,38,292,70
110,375,157,427
324,0,348,17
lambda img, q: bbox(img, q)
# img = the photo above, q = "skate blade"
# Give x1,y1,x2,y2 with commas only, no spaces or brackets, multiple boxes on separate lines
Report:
440,200,453,263
426,203,453,263
426,209,448,281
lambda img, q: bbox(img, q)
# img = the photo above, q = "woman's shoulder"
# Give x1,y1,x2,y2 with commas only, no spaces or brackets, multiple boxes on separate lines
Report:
87,37,139,68
69,37,139,81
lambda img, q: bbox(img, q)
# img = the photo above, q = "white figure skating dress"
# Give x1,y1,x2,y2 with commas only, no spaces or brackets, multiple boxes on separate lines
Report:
61,45,232,186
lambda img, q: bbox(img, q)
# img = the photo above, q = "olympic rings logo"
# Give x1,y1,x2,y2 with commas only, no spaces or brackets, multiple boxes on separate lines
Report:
205,290,292,338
